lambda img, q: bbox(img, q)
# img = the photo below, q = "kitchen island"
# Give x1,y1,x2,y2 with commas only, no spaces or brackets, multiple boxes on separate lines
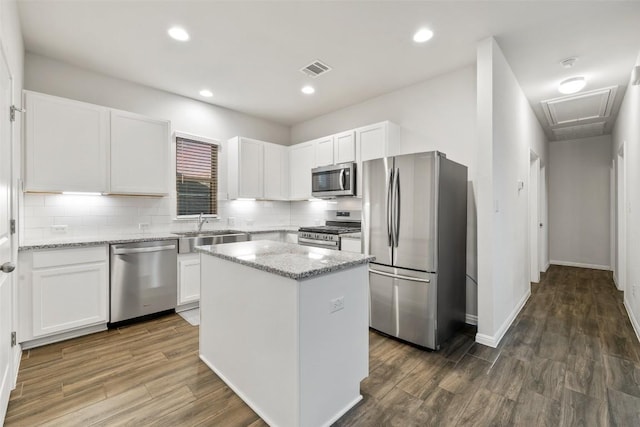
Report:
196,240,374,427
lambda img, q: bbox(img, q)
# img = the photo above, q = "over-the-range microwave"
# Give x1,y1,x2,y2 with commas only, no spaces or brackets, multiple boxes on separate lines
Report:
311,162,356,198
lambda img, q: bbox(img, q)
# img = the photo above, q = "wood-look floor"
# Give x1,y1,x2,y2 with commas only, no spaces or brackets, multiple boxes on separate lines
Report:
6,265,640,426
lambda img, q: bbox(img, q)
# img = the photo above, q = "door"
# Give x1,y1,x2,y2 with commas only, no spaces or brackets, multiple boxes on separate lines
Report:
392,152,437,272
313,136,334,167
239,138,264,198
334,131,355,164
0,51,14,423
363,157,393,265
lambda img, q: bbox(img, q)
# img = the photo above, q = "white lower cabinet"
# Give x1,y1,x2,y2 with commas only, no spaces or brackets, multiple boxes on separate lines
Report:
19,246,109,346
178,253,201,306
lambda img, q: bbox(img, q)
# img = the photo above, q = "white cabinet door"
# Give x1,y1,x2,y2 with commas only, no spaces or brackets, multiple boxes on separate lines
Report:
358,122,388,162
24,91,109,193
334,131,356,164
228,137,265,199
178,253,200,305
264,143,288,200
314,136,334,167
110,110,170,195
32,262,108,337
289,143,315,200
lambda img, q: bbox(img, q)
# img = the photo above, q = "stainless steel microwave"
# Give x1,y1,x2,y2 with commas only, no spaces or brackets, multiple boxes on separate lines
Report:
311,163,356,198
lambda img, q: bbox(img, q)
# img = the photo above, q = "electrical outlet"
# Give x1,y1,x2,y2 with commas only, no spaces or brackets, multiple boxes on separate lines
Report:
138,223,150,231
330,296,344,313
51,224,68,232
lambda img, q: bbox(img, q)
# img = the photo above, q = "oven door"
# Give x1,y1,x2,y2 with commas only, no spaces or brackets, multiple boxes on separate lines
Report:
297,236,340,250
311,163,356,197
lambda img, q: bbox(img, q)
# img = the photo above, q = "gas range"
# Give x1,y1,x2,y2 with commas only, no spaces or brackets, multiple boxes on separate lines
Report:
298,220,361,250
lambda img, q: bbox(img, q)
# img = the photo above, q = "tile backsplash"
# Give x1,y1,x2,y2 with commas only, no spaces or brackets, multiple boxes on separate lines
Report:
20,194,353,241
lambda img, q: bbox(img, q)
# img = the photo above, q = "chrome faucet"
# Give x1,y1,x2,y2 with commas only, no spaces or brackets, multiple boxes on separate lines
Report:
197,213,208,233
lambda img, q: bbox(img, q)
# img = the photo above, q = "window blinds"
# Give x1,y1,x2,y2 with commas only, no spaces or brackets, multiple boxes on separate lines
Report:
176,137,218,216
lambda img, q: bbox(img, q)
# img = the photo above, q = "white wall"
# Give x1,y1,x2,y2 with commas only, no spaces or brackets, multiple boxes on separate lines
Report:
549,135,612,269
476,38,548,347
612,51,640,340
291,65,479,319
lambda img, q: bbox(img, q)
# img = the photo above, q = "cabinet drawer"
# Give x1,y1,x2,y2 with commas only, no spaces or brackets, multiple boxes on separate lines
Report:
33,246,107,269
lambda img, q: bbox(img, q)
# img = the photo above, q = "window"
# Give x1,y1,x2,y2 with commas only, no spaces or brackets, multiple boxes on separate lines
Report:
176,135,218,217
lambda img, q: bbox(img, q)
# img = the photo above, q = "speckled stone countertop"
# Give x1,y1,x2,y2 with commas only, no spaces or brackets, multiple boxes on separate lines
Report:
18,226,305,251
196,240,374,280
18,233,182,251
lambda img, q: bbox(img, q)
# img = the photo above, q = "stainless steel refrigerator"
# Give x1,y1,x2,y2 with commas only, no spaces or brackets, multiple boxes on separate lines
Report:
363,151,467,350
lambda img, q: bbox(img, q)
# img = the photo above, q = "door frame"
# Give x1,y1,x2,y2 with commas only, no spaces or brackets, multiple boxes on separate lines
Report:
529,150,540,284
616,144,626,292
538,165,548,273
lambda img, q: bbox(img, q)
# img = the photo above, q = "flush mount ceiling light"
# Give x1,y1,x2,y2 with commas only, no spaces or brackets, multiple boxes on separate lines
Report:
301,85,315,95
413,28,434,43
168,27,189,41
558,76,586,94
199,89,213,97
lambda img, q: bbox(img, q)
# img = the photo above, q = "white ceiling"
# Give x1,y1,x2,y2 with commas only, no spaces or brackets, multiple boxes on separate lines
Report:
17,1,640,138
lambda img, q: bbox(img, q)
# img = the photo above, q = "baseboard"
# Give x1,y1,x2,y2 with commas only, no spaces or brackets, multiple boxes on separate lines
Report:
465,314,478,325
21,324,107,350
613,273,620,290
550,260,610,271
12,344,21,387
624,298,640,344
175,301,199,313
475,289,530,348
543,262,550,272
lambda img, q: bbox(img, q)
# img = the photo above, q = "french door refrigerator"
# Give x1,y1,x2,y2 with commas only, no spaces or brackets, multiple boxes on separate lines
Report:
363,151,467,350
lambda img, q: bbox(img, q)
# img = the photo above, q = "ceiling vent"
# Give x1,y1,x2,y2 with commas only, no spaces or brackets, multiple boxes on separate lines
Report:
300,60,332,78
541,86,617,127
552,121,606,140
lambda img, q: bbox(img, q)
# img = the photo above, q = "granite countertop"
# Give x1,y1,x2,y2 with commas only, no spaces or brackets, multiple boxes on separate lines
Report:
18,226,304,251
18,233,181,251
196,240,374,280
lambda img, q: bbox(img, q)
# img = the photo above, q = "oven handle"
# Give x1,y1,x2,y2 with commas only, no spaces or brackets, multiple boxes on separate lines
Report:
298,237,339,248
112,244,176,255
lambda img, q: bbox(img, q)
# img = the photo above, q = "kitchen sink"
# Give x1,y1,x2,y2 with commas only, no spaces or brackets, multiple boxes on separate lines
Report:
173,231,249,253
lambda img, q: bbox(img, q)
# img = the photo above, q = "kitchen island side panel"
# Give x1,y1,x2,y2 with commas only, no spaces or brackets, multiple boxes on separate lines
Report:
199,255,300,427
298,265,369,427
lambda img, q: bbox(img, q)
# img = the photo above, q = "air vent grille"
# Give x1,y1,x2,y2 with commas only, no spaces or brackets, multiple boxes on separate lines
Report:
300,60,332,78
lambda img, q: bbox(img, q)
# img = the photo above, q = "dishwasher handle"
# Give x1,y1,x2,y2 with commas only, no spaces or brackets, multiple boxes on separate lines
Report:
112,244,176,255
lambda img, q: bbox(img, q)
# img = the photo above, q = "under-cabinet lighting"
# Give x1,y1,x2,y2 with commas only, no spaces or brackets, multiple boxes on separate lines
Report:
307,198,323,202
236,198,256,201
62,191,103,196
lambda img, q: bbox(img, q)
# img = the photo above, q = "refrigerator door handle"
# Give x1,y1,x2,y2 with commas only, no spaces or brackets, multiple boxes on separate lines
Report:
369,268,431,283
386,167,394,247
392,167,401,248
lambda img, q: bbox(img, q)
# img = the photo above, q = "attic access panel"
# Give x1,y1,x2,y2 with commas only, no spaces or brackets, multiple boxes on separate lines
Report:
541,86,617,126
551,121,606,140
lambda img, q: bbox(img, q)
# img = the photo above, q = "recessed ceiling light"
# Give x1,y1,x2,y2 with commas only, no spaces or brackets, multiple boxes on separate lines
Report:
301,85,315,95
168,27,189,42
199,89,213,97
558,76,586,94
413,28,434,43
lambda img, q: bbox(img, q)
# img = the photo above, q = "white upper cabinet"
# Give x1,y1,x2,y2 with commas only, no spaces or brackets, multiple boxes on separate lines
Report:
313,136,334,167
24,91,171,196
334,131,356,164
110,110,170,195
357,121,401,162
24,91,109,193
228,137,288,200
264,142,289,200
288,142,315,200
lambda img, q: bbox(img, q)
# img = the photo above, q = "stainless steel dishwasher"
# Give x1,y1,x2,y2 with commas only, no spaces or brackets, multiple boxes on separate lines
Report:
110,240,178,323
